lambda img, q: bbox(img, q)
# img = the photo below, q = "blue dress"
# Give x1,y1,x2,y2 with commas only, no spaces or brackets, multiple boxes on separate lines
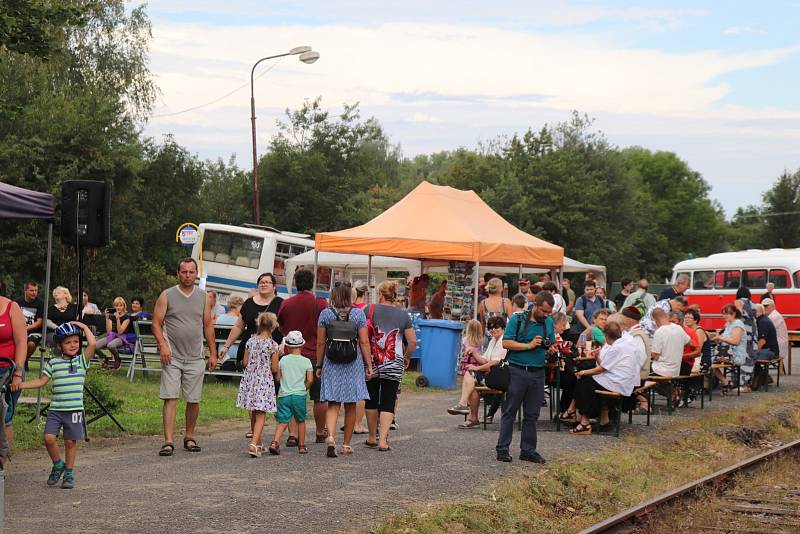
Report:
318,307,370,403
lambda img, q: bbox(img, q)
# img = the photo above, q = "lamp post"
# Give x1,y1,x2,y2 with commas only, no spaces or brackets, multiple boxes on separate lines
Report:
250,46,320,225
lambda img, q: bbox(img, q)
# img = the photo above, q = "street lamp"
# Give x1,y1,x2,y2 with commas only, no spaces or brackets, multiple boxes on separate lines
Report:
250,46,320,225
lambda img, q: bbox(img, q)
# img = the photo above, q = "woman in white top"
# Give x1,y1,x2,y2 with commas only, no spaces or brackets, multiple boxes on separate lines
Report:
446,315,508,428
570,321,639,435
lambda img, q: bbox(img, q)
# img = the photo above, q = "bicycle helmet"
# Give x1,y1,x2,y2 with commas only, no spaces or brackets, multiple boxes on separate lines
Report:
54,323,81,342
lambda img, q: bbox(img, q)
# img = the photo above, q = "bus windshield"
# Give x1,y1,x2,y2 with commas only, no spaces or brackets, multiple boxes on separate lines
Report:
202,230,263,268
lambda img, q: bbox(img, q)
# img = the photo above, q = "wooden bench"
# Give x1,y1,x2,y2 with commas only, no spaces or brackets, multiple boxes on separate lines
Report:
127,321,244,381
710,362,741,399
594,382,656,437
646,374,697,415
754,357,782,391
474,386,506,430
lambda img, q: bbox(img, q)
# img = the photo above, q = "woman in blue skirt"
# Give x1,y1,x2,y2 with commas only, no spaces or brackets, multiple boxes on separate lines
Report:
316,283,372,457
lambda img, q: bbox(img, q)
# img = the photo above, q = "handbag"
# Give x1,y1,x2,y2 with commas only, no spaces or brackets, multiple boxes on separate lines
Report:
484,355,510,391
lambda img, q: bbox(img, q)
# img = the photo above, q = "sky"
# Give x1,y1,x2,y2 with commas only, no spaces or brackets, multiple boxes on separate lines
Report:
143,0,800,218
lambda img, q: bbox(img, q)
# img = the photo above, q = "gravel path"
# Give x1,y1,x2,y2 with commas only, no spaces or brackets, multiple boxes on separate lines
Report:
5,372,799,533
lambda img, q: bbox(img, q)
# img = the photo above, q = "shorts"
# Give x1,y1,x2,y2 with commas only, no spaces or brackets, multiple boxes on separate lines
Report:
308,361,321,403
160,357,205,403
276,394,308,424
27,333,42,344
44,410,86,441
365,378,400,413
3,367,22,427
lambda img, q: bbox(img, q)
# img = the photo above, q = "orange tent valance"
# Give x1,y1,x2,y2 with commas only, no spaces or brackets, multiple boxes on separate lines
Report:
315,181,564,267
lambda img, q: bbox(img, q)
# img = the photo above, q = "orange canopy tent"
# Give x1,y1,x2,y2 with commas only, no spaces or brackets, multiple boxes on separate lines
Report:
315,181,564,267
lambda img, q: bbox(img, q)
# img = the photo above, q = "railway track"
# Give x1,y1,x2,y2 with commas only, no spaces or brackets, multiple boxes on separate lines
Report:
578,437,800,534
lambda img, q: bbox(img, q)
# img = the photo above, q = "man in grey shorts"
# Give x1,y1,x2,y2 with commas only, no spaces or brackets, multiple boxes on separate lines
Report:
152,258,217,456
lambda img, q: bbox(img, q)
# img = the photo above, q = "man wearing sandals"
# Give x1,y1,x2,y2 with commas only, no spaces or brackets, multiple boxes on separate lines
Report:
152,258,218,456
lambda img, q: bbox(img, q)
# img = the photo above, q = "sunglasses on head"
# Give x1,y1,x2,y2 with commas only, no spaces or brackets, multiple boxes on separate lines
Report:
334,280,352,288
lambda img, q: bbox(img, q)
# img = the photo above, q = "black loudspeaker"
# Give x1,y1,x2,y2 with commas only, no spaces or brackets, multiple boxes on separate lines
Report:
61,180,112,247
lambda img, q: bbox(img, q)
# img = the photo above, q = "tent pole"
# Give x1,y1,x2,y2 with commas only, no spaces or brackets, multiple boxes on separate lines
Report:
518,264,523,285
312,250,318,296
35,222,53,424
367,255,373,305
473,261,480,320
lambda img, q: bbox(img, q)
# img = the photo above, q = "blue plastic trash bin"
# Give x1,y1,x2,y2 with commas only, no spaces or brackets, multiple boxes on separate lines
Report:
407,312,424,360
417,319,464,389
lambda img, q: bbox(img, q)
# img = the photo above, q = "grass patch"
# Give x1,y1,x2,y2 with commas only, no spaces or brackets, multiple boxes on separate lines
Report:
375,391,800,534
12,366,242,451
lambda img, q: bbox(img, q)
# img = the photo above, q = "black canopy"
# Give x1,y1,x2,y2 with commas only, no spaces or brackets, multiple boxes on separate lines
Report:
0,181,55,220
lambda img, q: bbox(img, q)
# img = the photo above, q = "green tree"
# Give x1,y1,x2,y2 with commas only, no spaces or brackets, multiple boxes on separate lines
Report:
259,98,403,233
762,170,800,248
0,0,89,58
620,147,728,278
0,0,156,299
728,205,766,250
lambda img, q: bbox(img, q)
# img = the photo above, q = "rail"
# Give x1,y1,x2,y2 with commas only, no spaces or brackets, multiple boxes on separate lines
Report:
577,436,800,534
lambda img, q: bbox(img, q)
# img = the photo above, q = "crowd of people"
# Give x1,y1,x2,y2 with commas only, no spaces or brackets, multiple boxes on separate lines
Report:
0,263,792,484
443,272,790,463
0,259,420,487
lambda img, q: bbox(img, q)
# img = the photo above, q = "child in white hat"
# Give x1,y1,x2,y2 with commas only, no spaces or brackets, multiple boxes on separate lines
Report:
268,331,314,455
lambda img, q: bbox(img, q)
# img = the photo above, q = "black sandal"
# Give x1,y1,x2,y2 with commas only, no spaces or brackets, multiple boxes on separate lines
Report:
286,436,299,448
559,411,577,423
183,437,201,452
158,443,174,456
569,423,592,435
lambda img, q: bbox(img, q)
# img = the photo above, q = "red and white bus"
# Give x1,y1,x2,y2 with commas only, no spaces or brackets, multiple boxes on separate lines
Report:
671,249,800,330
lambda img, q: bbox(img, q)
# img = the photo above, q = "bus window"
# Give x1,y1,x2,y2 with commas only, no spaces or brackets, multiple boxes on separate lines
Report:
715,270,740,289
290,244,308,256
770,269,790,288
204,230,262,267
693,271,714,290
742,269,767,289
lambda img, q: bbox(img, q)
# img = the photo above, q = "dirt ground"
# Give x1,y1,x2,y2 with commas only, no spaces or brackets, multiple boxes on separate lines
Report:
5,373,800,533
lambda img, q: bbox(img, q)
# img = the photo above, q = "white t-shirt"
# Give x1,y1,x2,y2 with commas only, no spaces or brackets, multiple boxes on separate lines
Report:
594,335,640,396
483,336,507,362
651,323,690,377
552,293,567,316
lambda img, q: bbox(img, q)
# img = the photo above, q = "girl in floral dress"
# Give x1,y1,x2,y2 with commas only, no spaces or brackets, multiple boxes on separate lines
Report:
236,312,279,457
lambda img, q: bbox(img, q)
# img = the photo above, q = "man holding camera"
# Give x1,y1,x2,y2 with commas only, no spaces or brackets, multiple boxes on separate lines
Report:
497,291,556,463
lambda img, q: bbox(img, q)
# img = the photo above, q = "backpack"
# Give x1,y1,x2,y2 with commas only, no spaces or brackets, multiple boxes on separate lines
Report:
325,306,359,364
739,299,758,358
568,294,605,337
629,294,648,319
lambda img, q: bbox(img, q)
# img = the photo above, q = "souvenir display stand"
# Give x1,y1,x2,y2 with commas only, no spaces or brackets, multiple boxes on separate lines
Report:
443,261,476,322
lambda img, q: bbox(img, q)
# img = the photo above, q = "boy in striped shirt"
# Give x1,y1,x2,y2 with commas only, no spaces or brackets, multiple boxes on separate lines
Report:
13,322,95,489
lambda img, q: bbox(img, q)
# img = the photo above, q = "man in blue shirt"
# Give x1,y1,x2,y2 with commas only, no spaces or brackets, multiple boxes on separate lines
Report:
574,280,604,336
497,291,556,463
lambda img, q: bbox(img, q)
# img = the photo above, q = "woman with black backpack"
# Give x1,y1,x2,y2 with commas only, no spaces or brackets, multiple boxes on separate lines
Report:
316,282,373,458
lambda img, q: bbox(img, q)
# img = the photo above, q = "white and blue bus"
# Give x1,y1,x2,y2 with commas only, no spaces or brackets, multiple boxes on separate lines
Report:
191,223,314,304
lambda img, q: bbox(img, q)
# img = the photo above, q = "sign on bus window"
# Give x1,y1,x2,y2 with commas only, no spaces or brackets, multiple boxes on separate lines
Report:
742,269,767,289
714,270,740,289
693,271,714,290
770,269,790,288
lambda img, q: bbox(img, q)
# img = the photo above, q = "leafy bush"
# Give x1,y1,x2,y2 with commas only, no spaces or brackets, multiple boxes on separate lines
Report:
84,369,123,419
